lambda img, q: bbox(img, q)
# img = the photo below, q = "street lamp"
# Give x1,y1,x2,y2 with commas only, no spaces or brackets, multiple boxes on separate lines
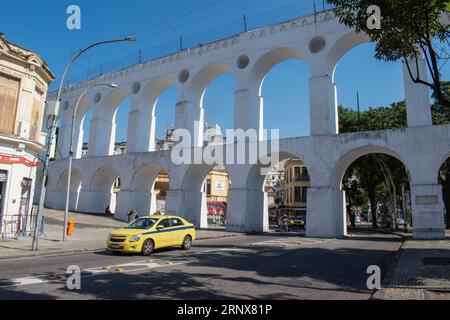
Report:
62,83,118,242
32,36,136,251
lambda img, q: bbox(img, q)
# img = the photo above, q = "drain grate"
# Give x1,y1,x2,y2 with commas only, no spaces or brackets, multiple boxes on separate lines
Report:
423,257,450,266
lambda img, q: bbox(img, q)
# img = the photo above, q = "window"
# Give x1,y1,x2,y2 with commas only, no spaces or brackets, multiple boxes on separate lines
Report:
126,218,158,230
158,219,171,229
295,167,301,177
170,218,184,227
0,74,20,135
294,187,302,202
206,179,212,195
301,167,309,177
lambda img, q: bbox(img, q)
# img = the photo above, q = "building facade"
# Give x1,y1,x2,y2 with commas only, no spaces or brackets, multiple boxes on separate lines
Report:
0,33,53,238
283,158,310,218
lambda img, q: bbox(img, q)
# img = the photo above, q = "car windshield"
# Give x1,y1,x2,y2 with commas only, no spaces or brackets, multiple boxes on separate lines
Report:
125,218,158,230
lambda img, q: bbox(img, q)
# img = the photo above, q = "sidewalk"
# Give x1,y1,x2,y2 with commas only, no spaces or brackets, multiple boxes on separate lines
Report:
374,230,450,300
0,209,240,260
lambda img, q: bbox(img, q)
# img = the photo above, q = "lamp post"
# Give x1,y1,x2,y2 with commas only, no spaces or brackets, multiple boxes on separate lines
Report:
32,36,136,251
63,83,118,242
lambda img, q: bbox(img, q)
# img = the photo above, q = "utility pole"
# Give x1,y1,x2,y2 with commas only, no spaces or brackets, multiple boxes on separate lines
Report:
243,15,248,32
31,36,136,250
357,91,361,130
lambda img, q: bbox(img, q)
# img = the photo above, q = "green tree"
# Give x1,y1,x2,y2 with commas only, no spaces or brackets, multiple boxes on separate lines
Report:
328,0,450,108
340,103,410,229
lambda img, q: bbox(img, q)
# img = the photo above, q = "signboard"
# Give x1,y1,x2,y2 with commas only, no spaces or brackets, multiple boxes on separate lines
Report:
0,155,39,167
215,182,225,191
0,170,6,182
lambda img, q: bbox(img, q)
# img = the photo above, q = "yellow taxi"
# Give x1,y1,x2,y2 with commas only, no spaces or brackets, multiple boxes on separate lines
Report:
107,215,196,256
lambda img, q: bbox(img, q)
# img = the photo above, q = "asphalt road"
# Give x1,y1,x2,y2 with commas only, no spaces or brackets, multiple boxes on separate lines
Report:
0,231,403,300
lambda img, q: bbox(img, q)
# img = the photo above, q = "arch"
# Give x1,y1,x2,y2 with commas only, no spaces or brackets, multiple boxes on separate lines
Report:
57,168,83,191
96,87,129,120
244,151,310,233
188,63,233,106
436,151,450,180
331,145,410,190
131,162,167,192
128,162,169,216
180,164,229,228
327,31,371,81
250,47,307,94
182,164,217,191
138,77,176,116
89,165,120,192
246,151,307,190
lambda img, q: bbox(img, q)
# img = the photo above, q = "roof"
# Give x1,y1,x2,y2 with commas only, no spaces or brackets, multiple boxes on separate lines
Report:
0,33,54,82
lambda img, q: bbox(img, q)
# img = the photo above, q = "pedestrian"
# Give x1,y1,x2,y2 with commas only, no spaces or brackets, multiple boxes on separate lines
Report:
127,210,138,223
283,215,290,232
105,206,112,216
350,210,356,227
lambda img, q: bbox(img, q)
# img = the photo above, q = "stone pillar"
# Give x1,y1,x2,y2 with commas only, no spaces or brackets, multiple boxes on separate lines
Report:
88,118,115,157
182,190,208,228
113,190,132,220
45,190,66,210
73,119,85,159
165,190,184,215
226,189,247,232
309,74,338,136
127,191,157,216
175,100,204,147
234,88,264,141
411,184,445,239
57,119,71,158
77,190,113,214
226,188,268,233
306,187,347,238
127,109,156,153
164,189,207,227
403,56,432,128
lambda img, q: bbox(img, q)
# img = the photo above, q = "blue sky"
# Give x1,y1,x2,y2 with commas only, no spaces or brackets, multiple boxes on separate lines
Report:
1,0,448,141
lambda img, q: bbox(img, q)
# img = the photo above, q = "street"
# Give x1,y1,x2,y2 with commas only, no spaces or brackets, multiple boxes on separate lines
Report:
0,231,403,300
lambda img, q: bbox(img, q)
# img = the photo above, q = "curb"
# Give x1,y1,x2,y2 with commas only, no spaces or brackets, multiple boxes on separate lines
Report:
0,247,105,261
370,237,408,300
348,227,410,239
44,216,123,230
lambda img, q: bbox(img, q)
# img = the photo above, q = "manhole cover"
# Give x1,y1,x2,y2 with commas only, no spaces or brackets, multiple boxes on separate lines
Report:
423,257,450,265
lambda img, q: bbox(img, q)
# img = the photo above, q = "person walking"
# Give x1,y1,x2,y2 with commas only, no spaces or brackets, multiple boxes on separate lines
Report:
283,215,290,232
127,210,138,223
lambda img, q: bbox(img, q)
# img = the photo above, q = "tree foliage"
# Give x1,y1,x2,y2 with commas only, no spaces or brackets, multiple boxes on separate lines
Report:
328,0,450,107
340,94,450,229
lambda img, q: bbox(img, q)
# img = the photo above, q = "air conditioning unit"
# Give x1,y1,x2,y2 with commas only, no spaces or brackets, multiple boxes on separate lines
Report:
17,121,30,139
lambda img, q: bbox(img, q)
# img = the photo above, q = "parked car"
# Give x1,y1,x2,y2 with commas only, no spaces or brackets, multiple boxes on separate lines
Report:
290,216,306,229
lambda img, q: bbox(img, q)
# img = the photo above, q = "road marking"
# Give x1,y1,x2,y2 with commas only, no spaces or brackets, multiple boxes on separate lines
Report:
250,237,330,248
0,237,334,288
0,277,48,288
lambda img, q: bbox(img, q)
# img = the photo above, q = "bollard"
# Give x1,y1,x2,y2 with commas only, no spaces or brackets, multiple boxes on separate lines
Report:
67,219,75,237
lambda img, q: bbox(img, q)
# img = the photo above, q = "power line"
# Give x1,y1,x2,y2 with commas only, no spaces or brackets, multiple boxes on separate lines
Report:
60,0,323,85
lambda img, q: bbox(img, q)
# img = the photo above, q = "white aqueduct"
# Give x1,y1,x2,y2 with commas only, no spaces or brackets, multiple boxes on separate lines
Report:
45,11,450,239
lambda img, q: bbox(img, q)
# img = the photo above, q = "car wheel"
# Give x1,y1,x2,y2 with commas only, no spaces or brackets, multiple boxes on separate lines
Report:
141,239,154,256
181,236,192,250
